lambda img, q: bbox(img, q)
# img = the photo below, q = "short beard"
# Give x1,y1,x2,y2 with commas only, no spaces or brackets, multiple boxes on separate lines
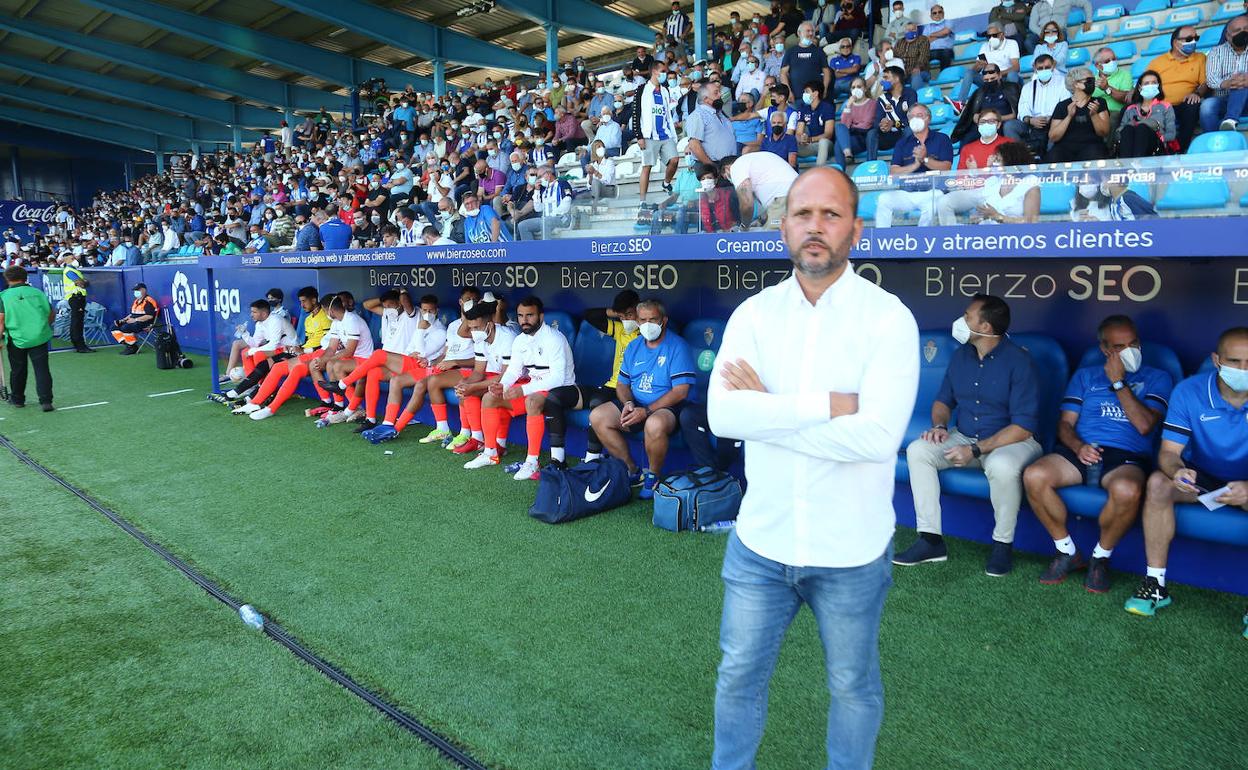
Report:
792,236,848,278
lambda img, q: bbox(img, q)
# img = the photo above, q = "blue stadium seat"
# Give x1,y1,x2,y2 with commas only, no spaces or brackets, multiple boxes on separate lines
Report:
951,153,960,170
1156,178,1230,210
1241,189,1248,206
1131,57,1152,79
1142,35,1171,57
954,29,980,44
1040,182,1076,215
1020,54,1034,74
1197,25,1224,50
1158,7,1203,31
1214,0,1244,21
1094,4,1126,20
1071,24,1108,44
1107,40,1139,60
1132,0,1170,13
1115,16,1155,37
1171,0,1204,7
1010,333,1071,451
858,190,882,220
918,85,942,104
1186,130,1248,155
852,159,891,184
901,330,961,449
680,318,727,400
933,65,966,85
544,311,577,349
928,101,955,125
1066,47,1091,67
572,320,617,393
1067,8,1086,26
1076,343,1185,385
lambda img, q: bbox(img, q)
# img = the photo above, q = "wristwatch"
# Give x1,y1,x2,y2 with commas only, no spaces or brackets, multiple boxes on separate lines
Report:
1111,380,1126,391
970,444,983,459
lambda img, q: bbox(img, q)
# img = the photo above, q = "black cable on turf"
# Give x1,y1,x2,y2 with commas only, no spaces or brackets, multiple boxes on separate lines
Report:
0,433,488,770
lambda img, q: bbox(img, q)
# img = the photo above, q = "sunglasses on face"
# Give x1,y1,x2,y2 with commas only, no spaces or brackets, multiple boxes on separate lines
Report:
1178,35,1198,41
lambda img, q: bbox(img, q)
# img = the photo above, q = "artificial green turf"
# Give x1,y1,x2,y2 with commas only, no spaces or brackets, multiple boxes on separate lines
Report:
2,351,1246,769
0,449,452,770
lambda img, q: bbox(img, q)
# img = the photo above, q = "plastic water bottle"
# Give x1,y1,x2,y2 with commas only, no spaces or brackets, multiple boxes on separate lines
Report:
699,520,737,534
238,604,265,631
1085,443,1103,488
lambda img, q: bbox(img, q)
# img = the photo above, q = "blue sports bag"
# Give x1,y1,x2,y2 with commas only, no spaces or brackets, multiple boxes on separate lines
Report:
528,457,633,524
652,468,742,532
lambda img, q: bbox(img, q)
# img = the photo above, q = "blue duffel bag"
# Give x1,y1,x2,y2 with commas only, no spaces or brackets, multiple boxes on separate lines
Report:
652,468,742,532
528,457,633,524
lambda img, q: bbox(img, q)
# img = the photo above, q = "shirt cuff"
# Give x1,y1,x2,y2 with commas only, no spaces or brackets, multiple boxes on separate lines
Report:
797,391,829,426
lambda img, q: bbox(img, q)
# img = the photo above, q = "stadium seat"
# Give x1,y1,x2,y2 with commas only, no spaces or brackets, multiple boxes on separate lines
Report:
1131,0,1170,14
1020,54,1034,74
1067,8,1086,25
954,29,980,44
1156,177,1230,210
1131,57,1152,79
1071,24,1108,44
1076,343,1185,385
1011,333,1071,451
901,330,961,448
858,190,882,220
929,101,955,125
1115,16,1155,37
933,65,966,85
852,159,891,185
1171,0,1204,7
1040,182,1076,215
1107,40,1138,60
1214,0,1244,21
918,85,942,104
680,318,727,399
1094,4,1125,21
1186,130,1248,154
1158,8,1202,31
572,320,617,393
1241,189,1248,206
1197,25,1224,50
543,311,578,348
1143,35,1171,57
1066,47,1091,67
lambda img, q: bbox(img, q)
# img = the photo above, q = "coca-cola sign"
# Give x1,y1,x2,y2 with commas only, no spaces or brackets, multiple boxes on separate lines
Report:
1,200,57,233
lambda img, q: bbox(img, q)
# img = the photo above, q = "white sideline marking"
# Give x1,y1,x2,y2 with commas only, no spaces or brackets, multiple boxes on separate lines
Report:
148,389,193,398
58,401,109,411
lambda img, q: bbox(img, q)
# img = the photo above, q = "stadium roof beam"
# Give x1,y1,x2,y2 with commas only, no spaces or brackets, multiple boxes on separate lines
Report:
0,53,277,128
0,17,335,113
0,81,253,145
0,102,167,154
493,0,657,45
72,0,433,92
262,0,543,74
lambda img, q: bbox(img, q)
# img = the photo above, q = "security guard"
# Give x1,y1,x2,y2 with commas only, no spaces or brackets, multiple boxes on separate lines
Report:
62,258,94,353
0,265,55,411
112,283,160,355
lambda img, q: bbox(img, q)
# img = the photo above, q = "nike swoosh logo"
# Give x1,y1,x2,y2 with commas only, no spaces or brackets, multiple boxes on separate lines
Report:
584,481,611,503
1200,414,1221,422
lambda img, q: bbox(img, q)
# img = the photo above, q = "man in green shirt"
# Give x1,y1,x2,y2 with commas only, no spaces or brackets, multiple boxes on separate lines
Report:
1093,46,1135,135
0,266,56,411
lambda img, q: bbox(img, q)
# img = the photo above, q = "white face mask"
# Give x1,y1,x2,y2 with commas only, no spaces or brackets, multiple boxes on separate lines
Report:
1118,346,1142,374
851,87,865,99
638,321,663,341
951,316,972,344
621,319,640,334
908,116,926,133
595,146,606,158
700,178,715,192
133,290,143,299
462,299,474,313
471,328,488,343
422,311,436,322
383,308,399,321
1078,183,1100,198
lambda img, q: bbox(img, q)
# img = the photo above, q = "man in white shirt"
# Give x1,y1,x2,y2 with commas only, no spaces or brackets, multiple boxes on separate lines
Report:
720,153,799,230
327,289,425,432
477,296,575,481
707,167,919,770
632,62,680,201
311,295,376,425
1015,54,1070,156
459,300,520,466
957,22,1021,102
516,166,574,241
220,298,298,400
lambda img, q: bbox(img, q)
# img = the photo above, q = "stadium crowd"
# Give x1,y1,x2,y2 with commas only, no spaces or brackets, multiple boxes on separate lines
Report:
2,1,1245,264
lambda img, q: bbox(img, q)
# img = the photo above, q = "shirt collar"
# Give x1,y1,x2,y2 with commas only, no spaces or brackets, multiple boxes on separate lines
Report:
783,262,856,308
1206,370,1245,412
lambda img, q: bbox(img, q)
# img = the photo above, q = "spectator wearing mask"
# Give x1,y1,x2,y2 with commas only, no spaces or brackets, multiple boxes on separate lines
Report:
294,212,322,252
875,103,953,228
936,137,1038,224
1092,47,1136,137
736,55,767,100
1071,179,1158,221
517,166,572,241
780,22,831,95
1017,54,1070,156
834,77,878,165
387,160,416,205
686,82,738,165
762,34,786,77
435,197,465,244
584,139,618,213
990,0,1029,50
1147,26,1208,151
883,0,915,42
810,0,837,42
1200,14,1248,132
633,62,680,202
731,91,765,153
552,106,588,157
1046,67,1110,162
924,5,955,71
720,152,798,229
892,23,931,91
875,65,918,153
1117,71,1177,158
1026,0,1092,55
592,107,623,158
475,159,508,210
110,237,140,266
654,155,704,234
351,210,380,248
955,107,1014,170
420,163,452,228
828,37,864,97
317,207,353,250
959,23,1021,103
501,169,540,229
794,81,837,166
245,224,270,254
760,108,799,167
833,0,868,42
950,64,1025,145
460,191,511,243
1035,21,1069,72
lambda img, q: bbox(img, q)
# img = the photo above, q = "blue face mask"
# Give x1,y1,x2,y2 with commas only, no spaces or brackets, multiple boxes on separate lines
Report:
905,31,918,40
881,78,893,88
1220,364,1248,392
1036,68,1054,83
1180,41,1197,55
1140,83,1160,99
802,92,813,105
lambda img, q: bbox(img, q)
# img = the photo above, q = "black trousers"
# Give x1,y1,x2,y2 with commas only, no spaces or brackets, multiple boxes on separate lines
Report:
7,341,53,406
544,384,615,453
678,401,741,472
1172,101,1200,152
67,290,86,349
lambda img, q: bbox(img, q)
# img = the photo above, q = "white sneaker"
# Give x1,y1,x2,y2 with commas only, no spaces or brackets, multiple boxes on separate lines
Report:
464,451,500,469
326,407,358,424
233,402,262,415
1221,118,1238,131
249,407,273,421
225,389,239,400
512,459,540,481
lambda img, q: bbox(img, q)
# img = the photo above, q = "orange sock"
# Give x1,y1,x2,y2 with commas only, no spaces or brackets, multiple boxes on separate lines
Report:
384,402,401,424
457,401,469,432
395,410,415,433
364,369,383,420
252,360,289,403
483,407,501,450
526,414,545,459
268,363,308,414
346,381,363,411
344,350,386,387
432,402,448,423
497,409,511,445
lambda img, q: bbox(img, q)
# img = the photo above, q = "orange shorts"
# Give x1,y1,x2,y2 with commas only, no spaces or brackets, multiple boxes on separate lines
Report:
502,376,545,415
400,355,431,378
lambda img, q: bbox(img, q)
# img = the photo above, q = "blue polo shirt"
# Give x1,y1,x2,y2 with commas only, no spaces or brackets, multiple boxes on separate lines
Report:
1061,365,1173,455
891,129,955,193
618,332,697,408
319,219,352,250
935,337,1039,439
795,99,837,139
1161,372,1248,483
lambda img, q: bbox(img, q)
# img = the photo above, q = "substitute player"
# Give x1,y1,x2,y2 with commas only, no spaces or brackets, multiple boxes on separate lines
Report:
457,301,518,462
234,287,332,417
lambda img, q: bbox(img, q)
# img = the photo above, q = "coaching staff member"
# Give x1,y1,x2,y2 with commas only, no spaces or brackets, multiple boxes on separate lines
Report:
1,265,56,411
707,167,919,770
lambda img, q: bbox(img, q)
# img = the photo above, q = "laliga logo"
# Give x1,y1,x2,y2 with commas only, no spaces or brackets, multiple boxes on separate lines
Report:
170,270,241,326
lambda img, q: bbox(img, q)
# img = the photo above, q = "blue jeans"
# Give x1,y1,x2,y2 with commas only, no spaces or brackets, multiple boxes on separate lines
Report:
833,123,880,164
1200,89,1248,131
712,531,892,770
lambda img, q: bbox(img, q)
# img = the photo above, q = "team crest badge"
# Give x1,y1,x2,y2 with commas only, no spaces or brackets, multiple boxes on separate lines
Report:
923,339,938,363
550,319,560,330
698,350,716,372
704,327,715,346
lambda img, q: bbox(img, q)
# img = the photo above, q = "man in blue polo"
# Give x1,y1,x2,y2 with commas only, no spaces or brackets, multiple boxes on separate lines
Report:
1126,327,1248,633
897,293,1042,576
875,103,953,228
1023,315,1173,593
589,298,697,500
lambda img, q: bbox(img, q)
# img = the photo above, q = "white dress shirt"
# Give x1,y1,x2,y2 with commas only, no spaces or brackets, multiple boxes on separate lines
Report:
708,268,920,568
500,323,575,395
